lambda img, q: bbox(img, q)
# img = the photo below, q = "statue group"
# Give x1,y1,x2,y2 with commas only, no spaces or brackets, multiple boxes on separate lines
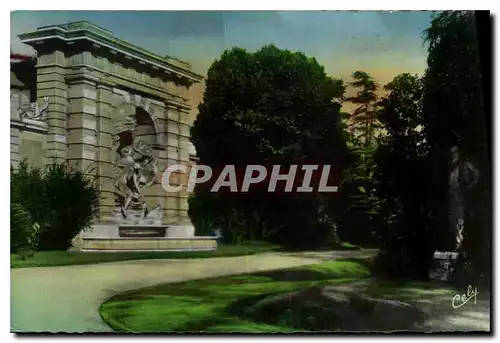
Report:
114,134,159,221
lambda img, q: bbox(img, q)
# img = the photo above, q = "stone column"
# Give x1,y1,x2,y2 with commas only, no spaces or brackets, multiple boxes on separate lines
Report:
36,55,68,165
66,74,98,175
95,82,115,219
150,100,168,220
178,107,193,225
164,104,181,224
10,129,21,168
10,91,21,168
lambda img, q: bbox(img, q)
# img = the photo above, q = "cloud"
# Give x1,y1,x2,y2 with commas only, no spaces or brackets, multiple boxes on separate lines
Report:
10,11,76,55
11,12,40,55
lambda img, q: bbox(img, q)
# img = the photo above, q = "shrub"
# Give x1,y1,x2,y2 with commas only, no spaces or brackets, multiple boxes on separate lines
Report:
11,160,100,251
37,162,100,250
188,192,220,237
11,161,49,226
11,202,34,254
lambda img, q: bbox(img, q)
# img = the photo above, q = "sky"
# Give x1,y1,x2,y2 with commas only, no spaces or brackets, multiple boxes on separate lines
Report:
11,11,434,114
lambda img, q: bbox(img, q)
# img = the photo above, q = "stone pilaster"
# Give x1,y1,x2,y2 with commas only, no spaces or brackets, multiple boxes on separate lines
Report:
36,61,68,165
178,107,192,224
164,104,181,224
95,83,115,218
150,100,168,219
10,91,21,167
10,128,21,168
66,75,98,174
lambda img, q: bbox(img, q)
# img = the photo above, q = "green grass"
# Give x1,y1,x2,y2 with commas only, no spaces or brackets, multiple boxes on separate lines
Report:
340,242,361,250
99,259,371,333
10,242,279,268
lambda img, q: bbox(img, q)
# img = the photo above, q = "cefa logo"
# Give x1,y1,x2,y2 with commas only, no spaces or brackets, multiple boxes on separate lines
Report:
161,164,340,193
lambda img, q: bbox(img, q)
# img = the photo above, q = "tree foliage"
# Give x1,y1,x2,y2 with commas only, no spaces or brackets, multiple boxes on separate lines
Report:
373,11,490,282
190,45,348,248
346,70,382,147
11,160,100,252
373,73,433,280
423,11,490,281
11,202,36,254
336,71,381,247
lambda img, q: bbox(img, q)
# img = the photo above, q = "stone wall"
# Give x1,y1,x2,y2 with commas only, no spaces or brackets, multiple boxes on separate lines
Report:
11,89,49,169
18,131,47,168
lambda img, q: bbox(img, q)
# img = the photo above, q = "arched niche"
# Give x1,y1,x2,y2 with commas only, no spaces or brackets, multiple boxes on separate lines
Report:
112,102,165,151
112,102,162,211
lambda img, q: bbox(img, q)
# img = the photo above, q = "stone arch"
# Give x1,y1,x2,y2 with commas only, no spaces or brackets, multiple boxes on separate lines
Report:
112,102,162,211
112,100,165,150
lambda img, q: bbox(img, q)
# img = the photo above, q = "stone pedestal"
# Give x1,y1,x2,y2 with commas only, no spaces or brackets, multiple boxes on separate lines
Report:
76,221,212,252
431,251,459,281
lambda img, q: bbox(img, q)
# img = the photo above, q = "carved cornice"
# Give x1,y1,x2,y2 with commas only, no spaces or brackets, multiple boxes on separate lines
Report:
10,117,49,134
44,63,191,108
19,21,203,84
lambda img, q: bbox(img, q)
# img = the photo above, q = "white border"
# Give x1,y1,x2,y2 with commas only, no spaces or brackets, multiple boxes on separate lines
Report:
3,1,499,10
3,2,499,343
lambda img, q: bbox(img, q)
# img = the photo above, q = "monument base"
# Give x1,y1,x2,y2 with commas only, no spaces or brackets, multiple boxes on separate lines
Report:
79,236,217,252
72,221,215,252
431,251,459,281
70,206,216,252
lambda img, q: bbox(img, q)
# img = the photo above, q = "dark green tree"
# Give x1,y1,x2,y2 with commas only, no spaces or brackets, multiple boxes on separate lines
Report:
336,71,382,247
346,70,381,148
373,73,433,280
190,45,348,248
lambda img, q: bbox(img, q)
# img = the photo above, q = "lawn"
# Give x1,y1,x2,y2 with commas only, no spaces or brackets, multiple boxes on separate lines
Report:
99,259,371,333
339,241,361,250
10,242,280,268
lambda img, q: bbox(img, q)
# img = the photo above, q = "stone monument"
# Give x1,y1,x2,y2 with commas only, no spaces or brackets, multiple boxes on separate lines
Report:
12,21,216,251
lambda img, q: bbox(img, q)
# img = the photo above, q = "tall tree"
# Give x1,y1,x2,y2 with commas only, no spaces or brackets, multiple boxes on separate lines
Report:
336,71,382,247
190,45,348,248
346,71,381,148
373,73,433,280
423,11,490,282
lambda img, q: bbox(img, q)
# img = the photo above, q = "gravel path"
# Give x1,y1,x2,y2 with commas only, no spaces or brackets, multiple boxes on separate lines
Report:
12,249,488,333
10,250,376,333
